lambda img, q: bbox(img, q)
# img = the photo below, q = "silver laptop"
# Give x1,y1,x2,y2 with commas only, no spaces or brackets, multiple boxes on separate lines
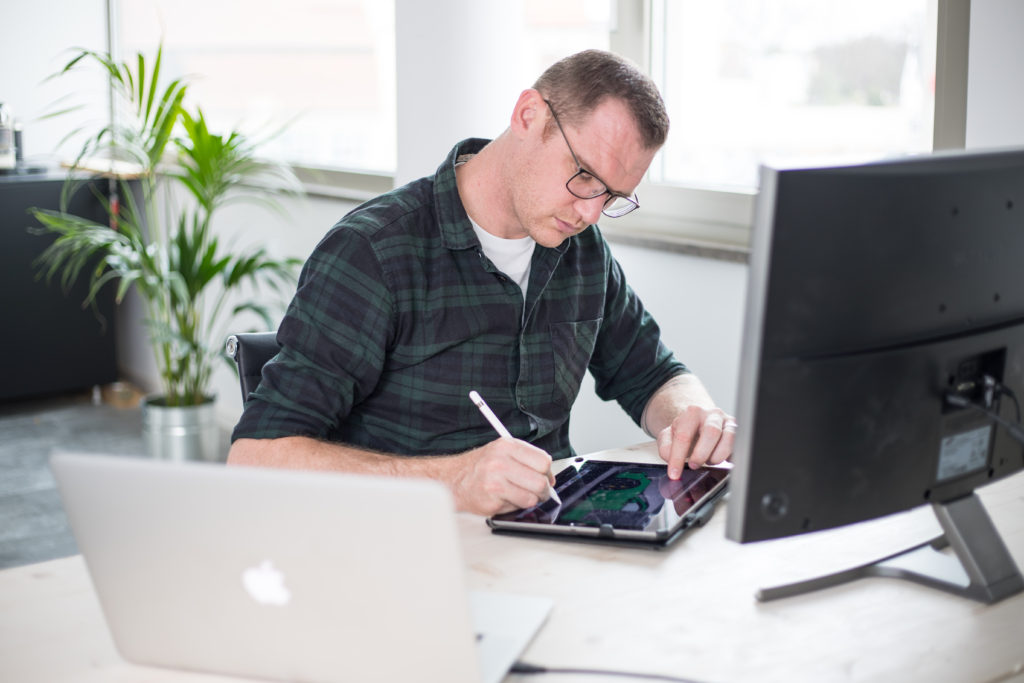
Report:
51,452,551,683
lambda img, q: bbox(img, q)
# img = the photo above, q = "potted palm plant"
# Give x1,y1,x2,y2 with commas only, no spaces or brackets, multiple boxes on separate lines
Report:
32,44,302,461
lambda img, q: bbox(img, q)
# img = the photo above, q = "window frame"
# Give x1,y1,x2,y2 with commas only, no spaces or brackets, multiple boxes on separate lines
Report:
599,0,970,258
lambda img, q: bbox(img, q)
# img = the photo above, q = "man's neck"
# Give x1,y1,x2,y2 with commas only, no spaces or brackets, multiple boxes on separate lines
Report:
455,134,524,240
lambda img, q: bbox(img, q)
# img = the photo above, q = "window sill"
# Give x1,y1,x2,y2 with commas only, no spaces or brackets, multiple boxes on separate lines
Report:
600,204,752,264
289,165,752,264
600,223,750,264
292,165,394,203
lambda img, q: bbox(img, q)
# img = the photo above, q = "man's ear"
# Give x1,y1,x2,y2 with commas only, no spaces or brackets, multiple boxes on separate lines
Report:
510,88,546,140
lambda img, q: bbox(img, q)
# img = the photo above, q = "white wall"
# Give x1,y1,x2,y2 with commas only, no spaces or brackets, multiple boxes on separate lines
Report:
3,0,108,166
394,0,525,186
965,0,1024,148
568,244,747,454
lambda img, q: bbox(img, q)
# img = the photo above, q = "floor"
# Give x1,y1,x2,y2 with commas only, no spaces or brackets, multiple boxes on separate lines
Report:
0,390,229,570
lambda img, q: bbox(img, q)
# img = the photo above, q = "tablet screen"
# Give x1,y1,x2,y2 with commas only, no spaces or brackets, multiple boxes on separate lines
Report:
490,459,729,538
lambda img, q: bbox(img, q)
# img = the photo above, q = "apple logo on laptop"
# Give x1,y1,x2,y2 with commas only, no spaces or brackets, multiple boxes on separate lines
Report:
242,560,291,606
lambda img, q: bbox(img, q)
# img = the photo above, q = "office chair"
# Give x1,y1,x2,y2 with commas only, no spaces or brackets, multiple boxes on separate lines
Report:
225,332,281,402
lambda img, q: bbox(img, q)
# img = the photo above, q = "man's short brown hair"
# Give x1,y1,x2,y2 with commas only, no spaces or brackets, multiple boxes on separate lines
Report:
533,49,669,150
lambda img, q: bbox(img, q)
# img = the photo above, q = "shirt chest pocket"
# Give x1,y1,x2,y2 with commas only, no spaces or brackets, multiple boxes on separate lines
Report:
548,318,602,409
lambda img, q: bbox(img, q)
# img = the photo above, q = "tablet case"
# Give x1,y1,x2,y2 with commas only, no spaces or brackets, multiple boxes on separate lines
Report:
487,480,729,551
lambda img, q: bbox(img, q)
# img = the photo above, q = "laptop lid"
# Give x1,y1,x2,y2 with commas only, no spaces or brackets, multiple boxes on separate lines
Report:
51,452,549,683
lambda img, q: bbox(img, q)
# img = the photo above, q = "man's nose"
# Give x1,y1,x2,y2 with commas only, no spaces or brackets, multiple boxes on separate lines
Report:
576,195,605,226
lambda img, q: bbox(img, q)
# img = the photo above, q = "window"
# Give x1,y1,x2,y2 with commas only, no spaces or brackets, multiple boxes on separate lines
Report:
116,0,396,173
519,0,612,80
649,0,937,192
117,0,612,176
114,1,960,250
609,0,949,251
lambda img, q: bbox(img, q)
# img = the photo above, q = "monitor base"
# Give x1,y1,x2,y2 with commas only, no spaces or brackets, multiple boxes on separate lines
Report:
756,492,1024,604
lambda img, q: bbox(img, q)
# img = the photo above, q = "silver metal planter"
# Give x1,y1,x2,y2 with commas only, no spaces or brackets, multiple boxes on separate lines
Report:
142,396,221,462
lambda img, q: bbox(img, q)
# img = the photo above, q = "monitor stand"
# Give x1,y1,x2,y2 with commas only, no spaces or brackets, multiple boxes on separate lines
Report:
756,493,1024,604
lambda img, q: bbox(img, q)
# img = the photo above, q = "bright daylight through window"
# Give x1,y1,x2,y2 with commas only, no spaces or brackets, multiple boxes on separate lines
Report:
117,0,397,173
118,0,939,233
649,0,937,192
116,0,612,176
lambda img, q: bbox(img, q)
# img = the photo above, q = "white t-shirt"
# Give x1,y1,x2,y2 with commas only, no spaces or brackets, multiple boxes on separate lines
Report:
469,218,536,300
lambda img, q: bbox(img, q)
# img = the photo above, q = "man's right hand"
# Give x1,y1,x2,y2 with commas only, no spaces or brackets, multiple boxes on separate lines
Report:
448,438,557,516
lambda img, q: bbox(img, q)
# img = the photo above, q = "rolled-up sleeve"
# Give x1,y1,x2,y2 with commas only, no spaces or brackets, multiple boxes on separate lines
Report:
231,225,393,441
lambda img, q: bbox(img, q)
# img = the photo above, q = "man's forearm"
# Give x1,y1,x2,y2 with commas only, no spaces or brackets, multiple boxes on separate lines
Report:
640,373,718,437
228,436,454,482
642,373,735,475
226,435,555,516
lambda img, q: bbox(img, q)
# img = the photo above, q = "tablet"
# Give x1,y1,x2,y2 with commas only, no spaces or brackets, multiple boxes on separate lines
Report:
487,456,730,547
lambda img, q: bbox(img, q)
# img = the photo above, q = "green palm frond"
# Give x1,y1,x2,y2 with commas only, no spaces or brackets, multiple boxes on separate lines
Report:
31,43,303,406
175,108,302,215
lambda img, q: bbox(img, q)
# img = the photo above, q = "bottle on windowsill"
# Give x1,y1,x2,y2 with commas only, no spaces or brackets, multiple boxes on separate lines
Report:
0,103,15,170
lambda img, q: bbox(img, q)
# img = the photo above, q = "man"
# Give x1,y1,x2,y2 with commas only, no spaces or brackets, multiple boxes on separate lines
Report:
229,49,735,516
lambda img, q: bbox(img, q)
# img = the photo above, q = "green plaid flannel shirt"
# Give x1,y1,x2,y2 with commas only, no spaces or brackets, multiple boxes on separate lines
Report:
232,139,688,459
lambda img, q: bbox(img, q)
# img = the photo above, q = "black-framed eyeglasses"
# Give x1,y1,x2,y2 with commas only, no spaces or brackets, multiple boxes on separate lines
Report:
544,99,640,218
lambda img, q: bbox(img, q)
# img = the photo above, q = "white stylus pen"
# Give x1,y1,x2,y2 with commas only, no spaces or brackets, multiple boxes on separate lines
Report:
468,390,562,505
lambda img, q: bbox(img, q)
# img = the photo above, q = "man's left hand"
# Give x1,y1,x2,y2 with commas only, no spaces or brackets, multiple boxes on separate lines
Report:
656,405,736,479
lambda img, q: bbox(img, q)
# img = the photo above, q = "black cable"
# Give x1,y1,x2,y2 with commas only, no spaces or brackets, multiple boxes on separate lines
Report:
998,382,1021,422
511,661,709,683
945,392,1024,446
980,374,1021,422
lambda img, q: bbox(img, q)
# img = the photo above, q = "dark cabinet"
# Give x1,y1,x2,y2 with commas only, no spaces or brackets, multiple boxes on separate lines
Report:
0,174,118,401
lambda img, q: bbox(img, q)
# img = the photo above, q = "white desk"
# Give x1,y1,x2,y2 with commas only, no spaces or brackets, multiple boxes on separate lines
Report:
3,443,1024,683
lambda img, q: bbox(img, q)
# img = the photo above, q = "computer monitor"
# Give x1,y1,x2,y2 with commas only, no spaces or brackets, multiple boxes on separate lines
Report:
725,146,1024,604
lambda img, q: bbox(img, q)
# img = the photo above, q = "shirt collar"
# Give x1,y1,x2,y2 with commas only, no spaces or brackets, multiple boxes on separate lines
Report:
435,138,491,251
434,138,571,256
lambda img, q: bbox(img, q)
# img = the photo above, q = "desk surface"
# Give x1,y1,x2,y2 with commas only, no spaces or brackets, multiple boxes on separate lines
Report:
3,443,1024,683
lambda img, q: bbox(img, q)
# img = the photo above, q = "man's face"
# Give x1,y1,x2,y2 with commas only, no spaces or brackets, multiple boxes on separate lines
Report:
510,96,656,248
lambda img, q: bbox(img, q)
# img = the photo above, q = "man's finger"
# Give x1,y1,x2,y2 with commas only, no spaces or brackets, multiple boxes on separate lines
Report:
666,410,701,479
686,412,728,469
504,439,555,475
